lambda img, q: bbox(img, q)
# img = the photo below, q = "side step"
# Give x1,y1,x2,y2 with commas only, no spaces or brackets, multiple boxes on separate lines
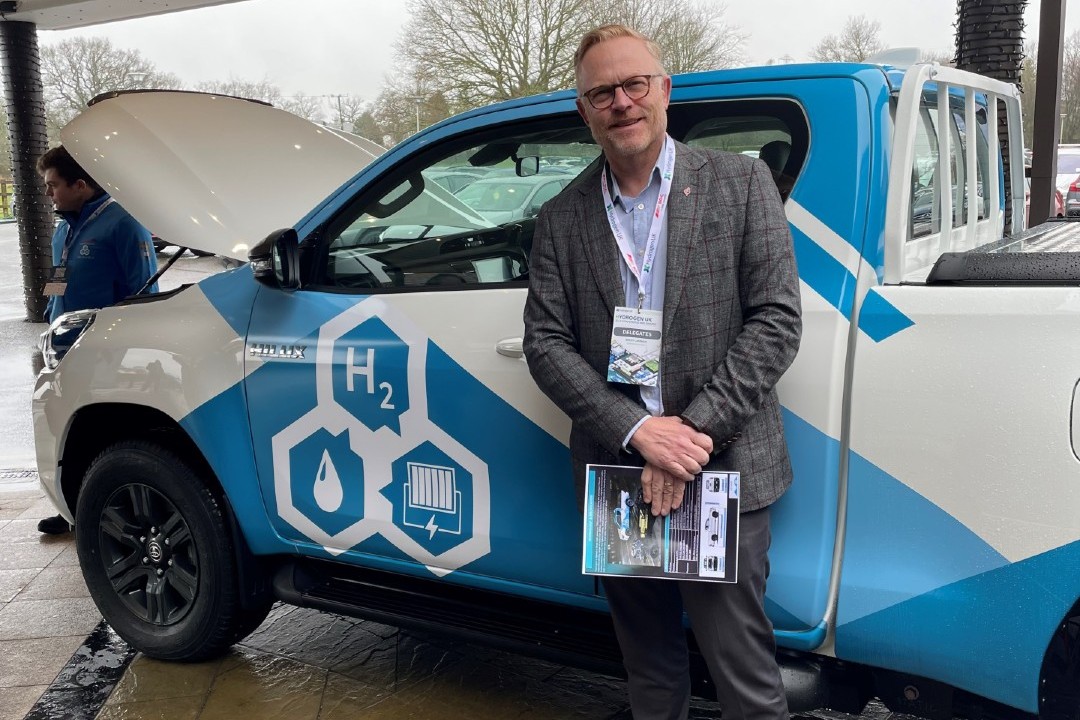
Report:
271,557,829,709
272,558,627,678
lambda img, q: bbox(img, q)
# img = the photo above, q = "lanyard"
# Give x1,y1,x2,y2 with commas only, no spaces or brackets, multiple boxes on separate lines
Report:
59,197,114,267
601,135,675,310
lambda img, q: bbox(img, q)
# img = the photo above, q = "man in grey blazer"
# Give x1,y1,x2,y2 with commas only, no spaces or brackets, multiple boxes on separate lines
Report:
523,24,802,720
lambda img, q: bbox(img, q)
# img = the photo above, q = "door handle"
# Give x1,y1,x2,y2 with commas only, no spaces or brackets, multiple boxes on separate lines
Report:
496,337,524,358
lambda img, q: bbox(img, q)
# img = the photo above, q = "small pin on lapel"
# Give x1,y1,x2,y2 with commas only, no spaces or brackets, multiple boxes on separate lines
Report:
683,186,691,196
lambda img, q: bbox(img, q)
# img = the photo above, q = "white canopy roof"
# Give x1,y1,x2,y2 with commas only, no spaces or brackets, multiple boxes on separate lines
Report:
0,0,248,31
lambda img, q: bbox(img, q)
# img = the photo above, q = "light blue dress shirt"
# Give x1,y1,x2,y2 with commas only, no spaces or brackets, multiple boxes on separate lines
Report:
608,155,669,446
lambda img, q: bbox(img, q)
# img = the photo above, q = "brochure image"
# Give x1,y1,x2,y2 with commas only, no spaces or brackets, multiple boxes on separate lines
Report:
582,464,740,582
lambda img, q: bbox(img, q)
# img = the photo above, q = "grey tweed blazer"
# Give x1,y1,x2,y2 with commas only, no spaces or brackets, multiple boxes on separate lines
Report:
522,140,802,512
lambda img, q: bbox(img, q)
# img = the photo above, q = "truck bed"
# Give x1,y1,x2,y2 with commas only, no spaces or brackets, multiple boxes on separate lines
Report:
927,219,1080,285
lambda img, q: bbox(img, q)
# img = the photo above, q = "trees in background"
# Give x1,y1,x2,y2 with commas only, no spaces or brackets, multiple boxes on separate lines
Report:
387,0,744,140
40,37,181,141
810,15,885,63
1023,30,1080,145
1061,31,1080,143
12,5,1080,165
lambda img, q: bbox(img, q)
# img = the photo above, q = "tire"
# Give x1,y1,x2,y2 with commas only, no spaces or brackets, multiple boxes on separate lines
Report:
75,441,269,661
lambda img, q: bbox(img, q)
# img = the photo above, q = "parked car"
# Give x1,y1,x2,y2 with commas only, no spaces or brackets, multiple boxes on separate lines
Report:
1056,144,1080,194
454,174,574,224
33,62,1080,720
1024,176,1066,221
422,167,485,194
1066,177,1080,217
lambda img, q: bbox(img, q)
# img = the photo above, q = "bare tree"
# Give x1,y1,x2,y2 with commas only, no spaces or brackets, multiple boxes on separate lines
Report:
1021,41,1037,144
810,15,885,63
398,0,593,111
327,94,367,132
373,71,453,146
280,94,326,124
195,77,284,105
41,37,181,140
595,0,745,73
1061,30,1080,144
196,78,326,124
396,0,744,114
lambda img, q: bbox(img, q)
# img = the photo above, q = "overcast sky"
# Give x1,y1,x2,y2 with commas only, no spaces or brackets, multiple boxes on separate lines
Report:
44,0,1080,106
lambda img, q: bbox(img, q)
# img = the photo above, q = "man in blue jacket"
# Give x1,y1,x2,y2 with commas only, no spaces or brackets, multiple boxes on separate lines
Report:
36,145,158,533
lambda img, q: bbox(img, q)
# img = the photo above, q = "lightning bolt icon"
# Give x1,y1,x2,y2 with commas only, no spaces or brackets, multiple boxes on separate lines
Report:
425,515,439,539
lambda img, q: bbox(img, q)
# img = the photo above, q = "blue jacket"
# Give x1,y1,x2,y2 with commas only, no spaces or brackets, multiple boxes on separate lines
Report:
48,193,158,322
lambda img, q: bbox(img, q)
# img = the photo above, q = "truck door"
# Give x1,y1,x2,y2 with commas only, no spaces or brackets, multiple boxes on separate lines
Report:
838,68,1077,711
244,119,600,601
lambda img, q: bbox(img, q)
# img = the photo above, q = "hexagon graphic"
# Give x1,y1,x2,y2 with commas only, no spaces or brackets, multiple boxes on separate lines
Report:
316,298,429,444
272,404,380,554
287,426,365,537
390,442,474,555
268,297,491,574
377,424,491,578
330,317,410,435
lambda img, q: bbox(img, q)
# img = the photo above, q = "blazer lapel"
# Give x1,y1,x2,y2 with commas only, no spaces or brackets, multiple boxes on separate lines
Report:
663,143,706,338
576,166,624,316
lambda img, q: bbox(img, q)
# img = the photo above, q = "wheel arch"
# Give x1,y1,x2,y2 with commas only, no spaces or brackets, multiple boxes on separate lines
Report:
60,404,210,513
1039,595,1080,720
59,403,273,610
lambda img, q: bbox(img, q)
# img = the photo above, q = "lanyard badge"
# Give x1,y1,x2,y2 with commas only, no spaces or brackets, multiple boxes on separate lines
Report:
603,136,675,387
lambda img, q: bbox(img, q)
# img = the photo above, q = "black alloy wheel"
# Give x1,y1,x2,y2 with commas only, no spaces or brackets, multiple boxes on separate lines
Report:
98,483,199,626
76,441,270,661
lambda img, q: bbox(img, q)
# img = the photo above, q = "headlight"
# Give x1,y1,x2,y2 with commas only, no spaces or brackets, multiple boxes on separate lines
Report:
40,309,97,370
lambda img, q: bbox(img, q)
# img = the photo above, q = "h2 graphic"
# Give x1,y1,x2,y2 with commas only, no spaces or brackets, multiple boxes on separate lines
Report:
332,317,411,435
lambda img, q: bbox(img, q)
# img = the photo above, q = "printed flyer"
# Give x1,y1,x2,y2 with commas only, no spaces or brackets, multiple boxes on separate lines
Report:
582,464,740,582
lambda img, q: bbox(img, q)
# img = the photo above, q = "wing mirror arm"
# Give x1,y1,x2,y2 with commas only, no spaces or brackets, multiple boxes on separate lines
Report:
250,228,301,290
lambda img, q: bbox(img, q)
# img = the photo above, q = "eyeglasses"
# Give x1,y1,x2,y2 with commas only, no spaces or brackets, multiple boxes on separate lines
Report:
581,74,663,110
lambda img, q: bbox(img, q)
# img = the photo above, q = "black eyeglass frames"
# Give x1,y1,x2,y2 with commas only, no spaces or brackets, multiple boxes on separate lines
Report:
581,74,663,110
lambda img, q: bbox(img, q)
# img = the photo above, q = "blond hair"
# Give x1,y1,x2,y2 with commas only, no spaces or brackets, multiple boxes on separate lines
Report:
574,24,666,91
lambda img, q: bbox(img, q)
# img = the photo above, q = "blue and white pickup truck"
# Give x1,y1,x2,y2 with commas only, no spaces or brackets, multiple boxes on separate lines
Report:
33,61,1080,720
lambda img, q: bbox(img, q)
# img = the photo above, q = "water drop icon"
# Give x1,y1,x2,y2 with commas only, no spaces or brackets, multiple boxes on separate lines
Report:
314,449,344,512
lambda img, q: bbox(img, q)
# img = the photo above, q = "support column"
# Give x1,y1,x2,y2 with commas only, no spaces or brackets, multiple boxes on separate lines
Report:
1028,0,1066,227
0,20,53,322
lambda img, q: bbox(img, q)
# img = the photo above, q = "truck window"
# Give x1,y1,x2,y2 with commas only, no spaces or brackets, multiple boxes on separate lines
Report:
680,99,809,201
314,124,599,292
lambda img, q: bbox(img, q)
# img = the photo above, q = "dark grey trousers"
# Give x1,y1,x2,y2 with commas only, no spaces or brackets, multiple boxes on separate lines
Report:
600,507,787,720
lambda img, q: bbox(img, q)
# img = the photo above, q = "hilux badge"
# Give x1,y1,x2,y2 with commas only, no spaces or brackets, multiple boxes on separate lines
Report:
248,342,306,359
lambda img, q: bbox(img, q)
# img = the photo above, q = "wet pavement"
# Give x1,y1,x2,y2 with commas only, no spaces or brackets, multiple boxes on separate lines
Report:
0,223,903,719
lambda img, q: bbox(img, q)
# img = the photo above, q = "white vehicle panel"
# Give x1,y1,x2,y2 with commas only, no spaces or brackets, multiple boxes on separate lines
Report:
32,284,248,517
849,285,1080,563
365,288,570,444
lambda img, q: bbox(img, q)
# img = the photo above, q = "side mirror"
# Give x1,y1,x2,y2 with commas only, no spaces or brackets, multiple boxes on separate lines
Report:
249,228,300,290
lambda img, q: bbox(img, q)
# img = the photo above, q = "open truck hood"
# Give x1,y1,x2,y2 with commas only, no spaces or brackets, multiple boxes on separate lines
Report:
61,91,383,261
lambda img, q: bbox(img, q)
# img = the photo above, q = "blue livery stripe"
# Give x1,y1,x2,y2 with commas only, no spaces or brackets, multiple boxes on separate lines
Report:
858,289,914,341
836,538,1080,712
791,226,857,320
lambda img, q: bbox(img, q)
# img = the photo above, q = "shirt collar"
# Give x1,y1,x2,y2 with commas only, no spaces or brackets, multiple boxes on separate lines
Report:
606,147,667,209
